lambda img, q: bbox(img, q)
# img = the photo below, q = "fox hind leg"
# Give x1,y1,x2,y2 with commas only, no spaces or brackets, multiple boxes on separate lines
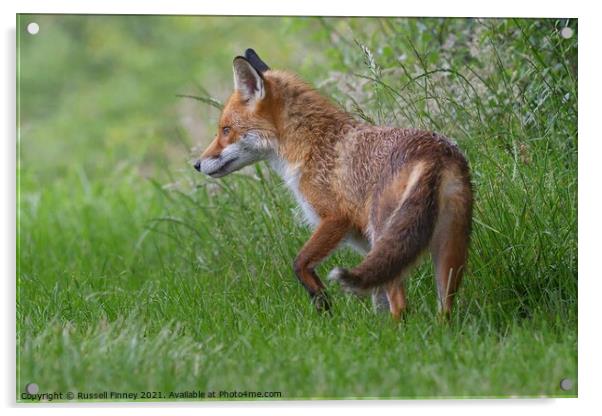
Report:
372,275,407,320
371,287,389,313
430,173,472,317
385,279,407,321
432,238,467,317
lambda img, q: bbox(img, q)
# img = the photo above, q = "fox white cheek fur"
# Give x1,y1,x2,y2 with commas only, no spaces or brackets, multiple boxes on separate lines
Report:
199,145,239,176
200,132,273,177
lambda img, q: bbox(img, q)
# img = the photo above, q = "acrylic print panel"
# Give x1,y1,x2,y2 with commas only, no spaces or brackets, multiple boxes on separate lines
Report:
16,14,577,402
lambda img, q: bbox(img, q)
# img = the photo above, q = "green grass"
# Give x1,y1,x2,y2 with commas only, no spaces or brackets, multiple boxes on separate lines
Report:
17,15,577,400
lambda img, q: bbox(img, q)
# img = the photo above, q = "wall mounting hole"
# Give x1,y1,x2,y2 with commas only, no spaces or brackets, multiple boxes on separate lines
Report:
25,383,39,394
560,27,573,39
559,378,573,391
27,22,40,35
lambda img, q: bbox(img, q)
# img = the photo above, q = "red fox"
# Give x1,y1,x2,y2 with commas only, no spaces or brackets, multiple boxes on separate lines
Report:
194,49,473,319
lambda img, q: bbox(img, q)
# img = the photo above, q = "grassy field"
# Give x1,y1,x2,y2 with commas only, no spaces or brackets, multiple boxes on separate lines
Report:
17,15,577,400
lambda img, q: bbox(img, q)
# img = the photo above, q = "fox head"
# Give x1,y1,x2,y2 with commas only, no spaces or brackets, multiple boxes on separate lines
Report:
194,49,278,178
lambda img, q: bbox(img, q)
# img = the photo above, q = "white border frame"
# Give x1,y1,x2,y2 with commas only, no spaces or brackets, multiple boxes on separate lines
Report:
3,1,598,415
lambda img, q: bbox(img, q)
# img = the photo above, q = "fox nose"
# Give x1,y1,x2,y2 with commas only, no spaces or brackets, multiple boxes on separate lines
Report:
193,159,202,172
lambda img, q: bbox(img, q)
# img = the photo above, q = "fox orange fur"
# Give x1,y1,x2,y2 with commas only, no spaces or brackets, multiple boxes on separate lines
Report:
194,49,473,319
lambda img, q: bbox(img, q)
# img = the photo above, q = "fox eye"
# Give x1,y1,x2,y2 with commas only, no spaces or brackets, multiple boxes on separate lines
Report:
222,126,231,135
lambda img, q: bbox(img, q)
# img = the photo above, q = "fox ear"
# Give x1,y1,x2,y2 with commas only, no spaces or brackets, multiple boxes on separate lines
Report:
244,48,269,73
233,57,265,103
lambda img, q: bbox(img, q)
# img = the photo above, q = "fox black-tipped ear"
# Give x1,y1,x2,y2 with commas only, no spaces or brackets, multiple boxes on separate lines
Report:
233,57,265,103
244,48,270,73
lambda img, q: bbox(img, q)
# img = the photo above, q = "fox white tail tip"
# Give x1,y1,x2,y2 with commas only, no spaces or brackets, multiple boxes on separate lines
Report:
328,267,369,296
327,267,346,282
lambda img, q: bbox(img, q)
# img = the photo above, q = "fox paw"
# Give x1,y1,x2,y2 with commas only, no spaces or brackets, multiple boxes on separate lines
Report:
311,291,331,313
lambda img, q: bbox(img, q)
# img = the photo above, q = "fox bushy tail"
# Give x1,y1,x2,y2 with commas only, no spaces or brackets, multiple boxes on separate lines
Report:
330,170,440,292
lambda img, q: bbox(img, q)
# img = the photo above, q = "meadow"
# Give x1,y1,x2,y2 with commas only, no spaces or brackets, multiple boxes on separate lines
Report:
17,15,577,400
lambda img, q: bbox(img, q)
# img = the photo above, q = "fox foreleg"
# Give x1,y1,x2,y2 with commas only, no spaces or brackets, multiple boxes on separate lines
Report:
293,218,350,312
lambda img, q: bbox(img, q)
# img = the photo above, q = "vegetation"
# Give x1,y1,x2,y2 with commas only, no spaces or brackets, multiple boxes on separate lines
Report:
17,15,577,400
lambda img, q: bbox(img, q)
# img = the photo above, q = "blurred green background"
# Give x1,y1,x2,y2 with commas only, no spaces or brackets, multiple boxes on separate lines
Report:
18,15,329,180
17,15,577,400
